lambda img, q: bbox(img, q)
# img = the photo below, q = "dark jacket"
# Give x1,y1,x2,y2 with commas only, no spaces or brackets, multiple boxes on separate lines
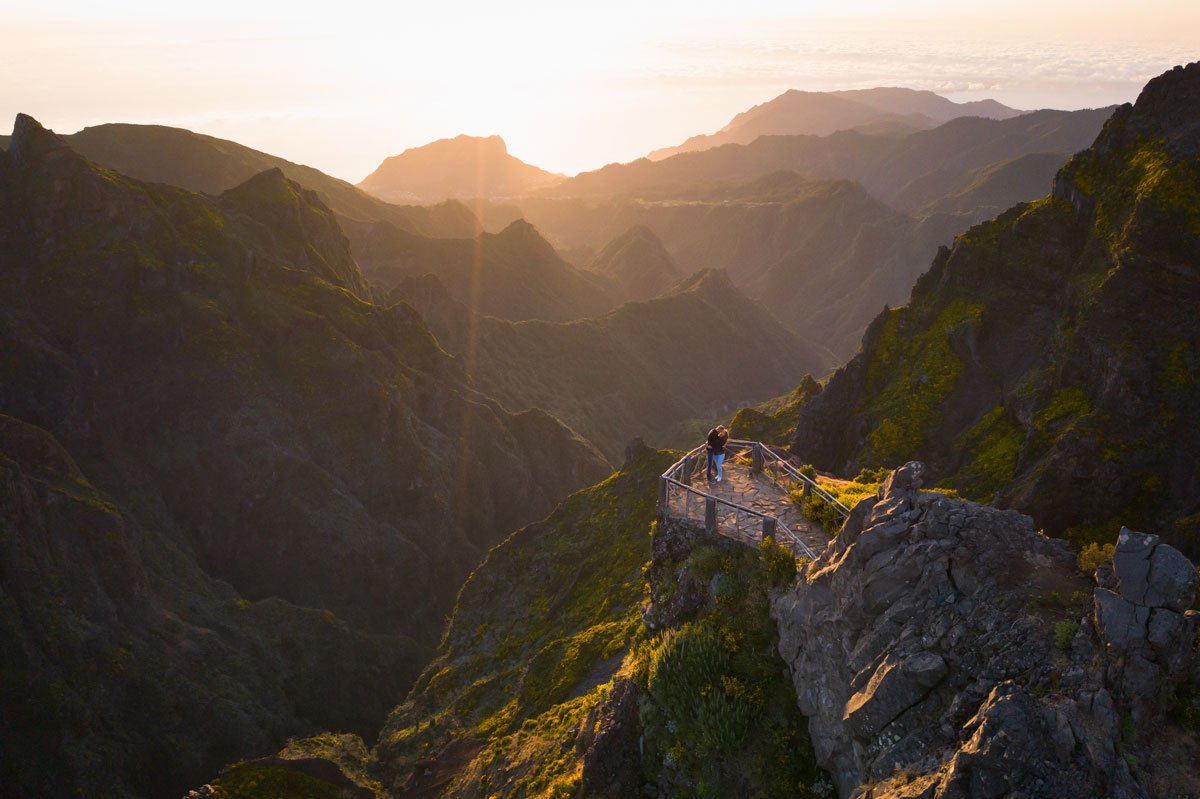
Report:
706,428,728,455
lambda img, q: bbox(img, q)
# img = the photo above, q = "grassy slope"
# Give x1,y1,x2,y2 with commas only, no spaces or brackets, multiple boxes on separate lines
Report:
375,446,675,795
729,375,824,447
365,445,828,798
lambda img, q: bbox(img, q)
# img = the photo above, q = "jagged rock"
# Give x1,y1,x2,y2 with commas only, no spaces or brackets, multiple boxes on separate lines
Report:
575,679,643,798
643,518,731,629
1094,527,1199,719
771,463,1198,799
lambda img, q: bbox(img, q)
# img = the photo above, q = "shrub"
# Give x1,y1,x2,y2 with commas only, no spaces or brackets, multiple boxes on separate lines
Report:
1078,542,1115,574
1054,620,1079,652
759,537,797,586
646,624,752,753
688,545,726,582
1168,681,1200,730
853,467,890,484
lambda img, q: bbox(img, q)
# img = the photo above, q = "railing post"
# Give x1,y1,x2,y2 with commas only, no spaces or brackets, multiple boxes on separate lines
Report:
705,497,717,534
762,515,776,541
682,455,695,484
751,442,763,476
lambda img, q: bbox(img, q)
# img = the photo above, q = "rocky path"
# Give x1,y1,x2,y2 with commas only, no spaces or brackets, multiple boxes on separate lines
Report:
666,452,829,557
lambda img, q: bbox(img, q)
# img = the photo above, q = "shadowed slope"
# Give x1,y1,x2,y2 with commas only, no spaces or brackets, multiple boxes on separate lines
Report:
0,113,610,796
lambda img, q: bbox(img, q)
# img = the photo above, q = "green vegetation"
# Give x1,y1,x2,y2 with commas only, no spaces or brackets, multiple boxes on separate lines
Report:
1054,620,1080,652
377,447,673,793
212,764,342,799
730,375,823,445
1032,388,1093,450
276,734,382,793
1062,134,1200,247
791,472,879,533
859,298,984,465
1078,542,1116,573
760,537,800,586
951,406,1023,502
645,624,755,752
635,539,830,797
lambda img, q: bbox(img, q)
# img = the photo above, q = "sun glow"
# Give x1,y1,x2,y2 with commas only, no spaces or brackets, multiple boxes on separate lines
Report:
3,0,1197,179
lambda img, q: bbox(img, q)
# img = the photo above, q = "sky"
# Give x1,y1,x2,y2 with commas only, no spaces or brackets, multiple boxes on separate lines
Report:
2,1,1197,181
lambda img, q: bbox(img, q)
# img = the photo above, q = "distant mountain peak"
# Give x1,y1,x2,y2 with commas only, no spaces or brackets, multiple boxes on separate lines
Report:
358,134,562,203
587,224,681,302
8,113,72,164
221,167,371,297
497,217,539,237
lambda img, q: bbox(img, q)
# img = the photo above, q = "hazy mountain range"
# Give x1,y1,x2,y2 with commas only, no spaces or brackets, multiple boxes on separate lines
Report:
648,86,1024,160
5,96,1110,364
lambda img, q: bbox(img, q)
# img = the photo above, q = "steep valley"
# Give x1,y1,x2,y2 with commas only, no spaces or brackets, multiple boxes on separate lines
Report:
389,268,831,462
498,174,962,360
0,116,609,796
3,60,1199,799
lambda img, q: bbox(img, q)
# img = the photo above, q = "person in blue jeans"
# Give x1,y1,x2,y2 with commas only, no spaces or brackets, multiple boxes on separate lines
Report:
706,425,729,482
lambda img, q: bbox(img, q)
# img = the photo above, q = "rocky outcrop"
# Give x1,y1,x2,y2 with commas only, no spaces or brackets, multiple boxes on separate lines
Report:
575,679,644,798
1095,528,1199,721
772,462,1200,799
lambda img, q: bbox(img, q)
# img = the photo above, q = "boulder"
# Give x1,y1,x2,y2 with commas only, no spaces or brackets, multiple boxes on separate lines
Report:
1094,527,1199,718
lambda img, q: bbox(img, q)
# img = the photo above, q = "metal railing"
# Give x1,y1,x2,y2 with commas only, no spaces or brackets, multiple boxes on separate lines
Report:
658,439,851,561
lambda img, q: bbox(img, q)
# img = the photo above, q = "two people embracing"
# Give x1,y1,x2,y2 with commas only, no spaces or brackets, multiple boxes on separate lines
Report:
705,424,729,482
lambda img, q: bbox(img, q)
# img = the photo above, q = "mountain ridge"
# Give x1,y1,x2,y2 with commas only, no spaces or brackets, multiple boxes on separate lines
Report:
558,108,1111,207
649,86,1024,160
790,61,1200,556
390,267,831,461
63,122,478,239
586,224,683,301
